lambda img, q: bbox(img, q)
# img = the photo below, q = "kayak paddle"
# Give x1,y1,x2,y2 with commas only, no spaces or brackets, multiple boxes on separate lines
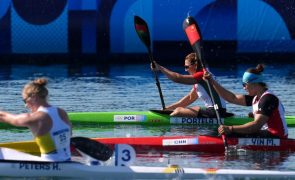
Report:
182,16,228,149
134,15,166,110
71,137,113,161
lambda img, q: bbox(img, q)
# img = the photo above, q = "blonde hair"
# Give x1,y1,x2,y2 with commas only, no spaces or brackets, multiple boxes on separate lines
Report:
184,53,202,71
185,53,198,64
23,78,48,99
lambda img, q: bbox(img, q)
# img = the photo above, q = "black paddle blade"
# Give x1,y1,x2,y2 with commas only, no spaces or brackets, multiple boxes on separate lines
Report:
183,16,204,68
134,16,151,48
71,137,113,161
134,16,166,110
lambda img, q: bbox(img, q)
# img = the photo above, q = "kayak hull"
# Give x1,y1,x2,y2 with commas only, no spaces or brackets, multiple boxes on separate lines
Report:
95,136,295,153
2,136,295,155
0,160,294,179
68,111,295,127
95,136,225,153
2,111,294,128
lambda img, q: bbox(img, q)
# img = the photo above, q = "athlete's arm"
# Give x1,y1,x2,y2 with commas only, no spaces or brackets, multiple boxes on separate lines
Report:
204,72,249,106
0,111,39,127
165,88,198,110
152,62,198,85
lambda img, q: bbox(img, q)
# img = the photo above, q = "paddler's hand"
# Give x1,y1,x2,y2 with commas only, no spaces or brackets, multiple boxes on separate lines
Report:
218,125,232,135
150,61,161,71
248,112,254,118
162,108,173,115
203,71,212,81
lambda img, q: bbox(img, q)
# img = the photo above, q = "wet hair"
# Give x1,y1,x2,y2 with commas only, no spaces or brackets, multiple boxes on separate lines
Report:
23,78,49,99
185,53,202,71
246,64,267,88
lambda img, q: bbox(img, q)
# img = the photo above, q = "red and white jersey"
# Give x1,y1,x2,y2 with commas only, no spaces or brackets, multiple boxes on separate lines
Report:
252,90,288,138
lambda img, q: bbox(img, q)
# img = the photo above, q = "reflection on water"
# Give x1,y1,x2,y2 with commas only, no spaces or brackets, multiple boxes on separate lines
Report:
135,151,294,171
225,151,292,170
72,124,218,138
0,62,294,172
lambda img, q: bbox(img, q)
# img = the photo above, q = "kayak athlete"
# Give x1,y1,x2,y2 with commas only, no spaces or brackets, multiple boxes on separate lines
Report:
151,52,229,118
204,64,288,138
0,78,72,161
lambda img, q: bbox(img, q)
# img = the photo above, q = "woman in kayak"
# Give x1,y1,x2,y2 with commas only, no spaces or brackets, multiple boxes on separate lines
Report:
204,64,288,138
152,52,229,118
0,78,72,161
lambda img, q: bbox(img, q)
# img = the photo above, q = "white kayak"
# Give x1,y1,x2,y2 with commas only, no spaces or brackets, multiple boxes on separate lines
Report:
0,137,294,179
0,160,294,179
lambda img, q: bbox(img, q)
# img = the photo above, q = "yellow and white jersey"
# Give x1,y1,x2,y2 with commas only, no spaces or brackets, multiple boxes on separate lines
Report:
35,106,71,161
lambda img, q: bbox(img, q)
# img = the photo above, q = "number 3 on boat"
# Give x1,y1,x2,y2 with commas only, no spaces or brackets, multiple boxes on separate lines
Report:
115,144,136,166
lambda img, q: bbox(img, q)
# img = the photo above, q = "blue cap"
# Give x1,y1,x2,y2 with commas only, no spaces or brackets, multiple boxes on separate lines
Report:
242,72,264,83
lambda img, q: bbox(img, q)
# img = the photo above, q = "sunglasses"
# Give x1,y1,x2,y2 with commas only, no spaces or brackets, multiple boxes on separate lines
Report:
184,65,190,69
22,94,32,104
184,63,195,70
242,83,249,87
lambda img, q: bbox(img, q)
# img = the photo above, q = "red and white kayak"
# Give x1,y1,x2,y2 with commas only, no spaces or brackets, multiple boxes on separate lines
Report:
1,135,295,155
94,135,295,153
